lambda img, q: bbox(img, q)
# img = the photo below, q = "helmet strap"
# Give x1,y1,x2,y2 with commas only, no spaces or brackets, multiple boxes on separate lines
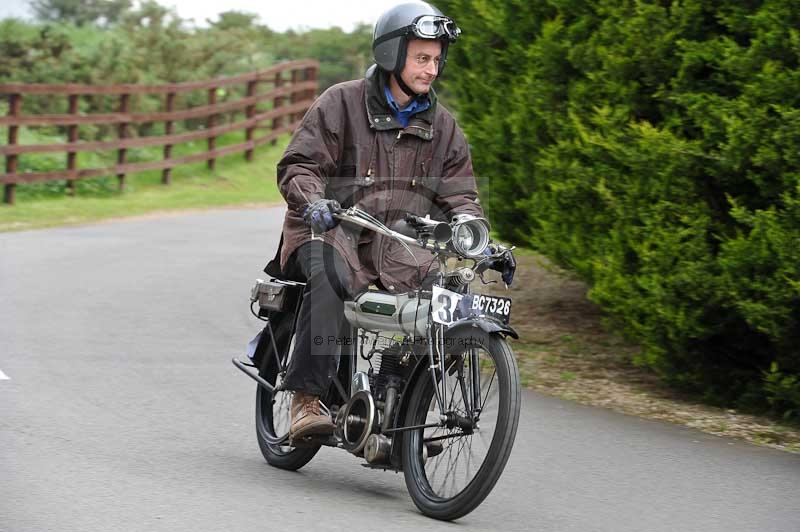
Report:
389,37,420,99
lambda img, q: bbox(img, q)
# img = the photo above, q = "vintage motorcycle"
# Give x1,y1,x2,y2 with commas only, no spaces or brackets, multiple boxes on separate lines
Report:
233,207,521,521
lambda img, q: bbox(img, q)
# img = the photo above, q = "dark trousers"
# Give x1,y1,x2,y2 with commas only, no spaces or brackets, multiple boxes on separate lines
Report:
281,241,353,396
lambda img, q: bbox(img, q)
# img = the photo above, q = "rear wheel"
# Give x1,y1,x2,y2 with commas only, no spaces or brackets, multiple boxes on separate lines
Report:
255,315,320,470
402,328,521,520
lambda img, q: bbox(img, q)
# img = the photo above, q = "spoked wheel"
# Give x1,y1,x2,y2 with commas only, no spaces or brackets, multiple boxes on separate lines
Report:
255,315,320,470
402,328,521,520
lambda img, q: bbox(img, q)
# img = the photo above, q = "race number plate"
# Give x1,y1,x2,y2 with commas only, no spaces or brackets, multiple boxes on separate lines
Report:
431,286,512,326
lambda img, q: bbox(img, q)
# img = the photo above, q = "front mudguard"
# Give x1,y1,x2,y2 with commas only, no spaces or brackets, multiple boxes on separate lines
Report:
445,317,519,340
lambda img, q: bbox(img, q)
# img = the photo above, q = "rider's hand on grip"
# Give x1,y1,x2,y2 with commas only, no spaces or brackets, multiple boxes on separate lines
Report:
302,199,342,234
484,246,516,286
499,250,516,286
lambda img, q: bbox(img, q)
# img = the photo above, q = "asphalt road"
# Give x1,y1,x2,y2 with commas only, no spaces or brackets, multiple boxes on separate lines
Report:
2,207,799,532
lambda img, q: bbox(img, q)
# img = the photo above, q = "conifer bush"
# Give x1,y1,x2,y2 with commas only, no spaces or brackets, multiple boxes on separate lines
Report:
436,0,800,418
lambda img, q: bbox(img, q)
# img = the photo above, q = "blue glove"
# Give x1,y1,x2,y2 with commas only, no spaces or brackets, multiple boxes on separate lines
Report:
483,247,516,286
302,199,341,234
499,250,516,286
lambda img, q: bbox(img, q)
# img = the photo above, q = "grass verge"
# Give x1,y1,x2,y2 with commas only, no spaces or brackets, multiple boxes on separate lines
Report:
0,132,289,232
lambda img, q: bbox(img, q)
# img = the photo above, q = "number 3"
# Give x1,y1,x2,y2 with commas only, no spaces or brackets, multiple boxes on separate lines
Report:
438,294,452,323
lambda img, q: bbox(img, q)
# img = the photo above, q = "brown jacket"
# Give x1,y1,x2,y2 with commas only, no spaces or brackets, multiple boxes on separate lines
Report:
276,65,483,294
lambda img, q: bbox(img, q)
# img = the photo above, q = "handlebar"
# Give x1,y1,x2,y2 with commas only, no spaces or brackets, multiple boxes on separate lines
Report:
333,206,515,285
334,208,438,251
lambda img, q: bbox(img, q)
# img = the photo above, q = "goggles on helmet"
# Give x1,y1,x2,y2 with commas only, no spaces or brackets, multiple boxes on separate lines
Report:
410,15,461,41
374,15,461,49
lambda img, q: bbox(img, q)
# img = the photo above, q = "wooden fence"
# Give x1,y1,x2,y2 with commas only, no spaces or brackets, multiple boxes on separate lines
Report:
0,60,319,205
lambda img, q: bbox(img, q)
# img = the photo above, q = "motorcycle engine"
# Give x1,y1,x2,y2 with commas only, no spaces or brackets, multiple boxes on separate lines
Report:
336,339,411,461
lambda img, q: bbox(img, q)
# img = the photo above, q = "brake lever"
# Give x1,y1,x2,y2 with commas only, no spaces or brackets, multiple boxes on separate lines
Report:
478,270,498,285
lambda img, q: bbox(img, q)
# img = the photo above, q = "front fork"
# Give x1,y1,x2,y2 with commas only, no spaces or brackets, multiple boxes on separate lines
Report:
426,280,482,427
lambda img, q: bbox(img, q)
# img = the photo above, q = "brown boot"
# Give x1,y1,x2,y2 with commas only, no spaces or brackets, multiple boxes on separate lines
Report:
289,392,335,440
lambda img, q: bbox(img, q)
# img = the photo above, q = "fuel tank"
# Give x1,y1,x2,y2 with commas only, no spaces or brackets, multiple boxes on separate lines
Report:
343,291,431,337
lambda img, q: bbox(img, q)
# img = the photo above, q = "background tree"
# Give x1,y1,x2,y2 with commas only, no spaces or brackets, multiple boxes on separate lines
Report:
30,0,132,26
208,10,261,31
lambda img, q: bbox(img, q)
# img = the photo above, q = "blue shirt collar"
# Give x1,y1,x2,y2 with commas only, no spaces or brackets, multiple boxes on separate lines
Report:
384,85,431,128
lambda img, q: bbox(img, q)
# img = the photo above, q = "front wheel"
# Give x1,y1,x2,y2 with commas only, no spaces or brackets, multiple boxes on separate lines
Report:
402,328,521,521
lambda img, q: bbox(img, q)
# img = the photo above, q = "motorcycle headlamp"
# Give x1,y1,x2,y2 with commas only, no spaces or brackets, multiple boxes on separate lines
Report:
450,214,490,258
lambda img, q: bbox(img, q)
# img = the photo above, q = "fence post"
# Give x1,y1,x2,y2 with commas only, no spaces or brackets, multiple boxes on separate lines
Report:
162,92,176,184
245,80,257,161
305,65,317,106
116,93,130,191
4,93,21,205
66,94,79,195
290,69,300,125
207,87,217,171
271,71,283,146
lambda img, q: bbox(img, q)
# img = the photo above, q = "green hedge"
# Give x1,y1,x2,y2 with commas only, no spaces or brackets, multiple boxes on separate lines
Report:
436,0,800,419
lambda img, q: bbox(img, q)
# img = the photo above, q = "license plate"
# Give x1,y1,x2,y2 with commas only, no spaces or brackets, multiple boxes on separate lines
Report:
432,286,513,326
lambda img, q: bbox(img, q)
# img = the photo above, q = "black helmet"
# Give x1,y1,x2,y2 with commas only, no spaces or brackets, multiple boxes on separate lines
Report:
372,2,461,78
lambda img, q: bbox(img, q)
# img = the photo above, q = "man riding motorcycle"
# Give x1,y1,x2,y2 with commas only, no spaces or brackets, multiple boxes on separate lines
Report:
263,2,509,441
